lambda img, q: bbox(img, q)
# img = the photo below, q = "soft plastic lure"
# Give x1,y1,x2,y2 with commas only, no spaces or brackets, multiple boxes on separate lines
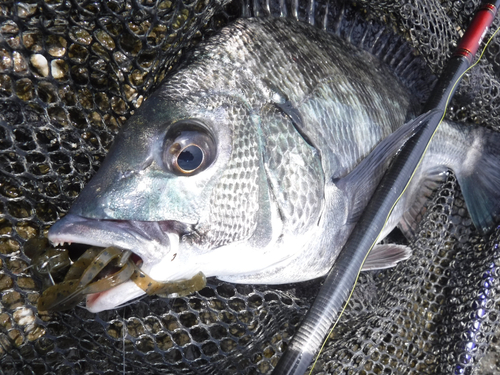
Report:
29,240,206,312
37,246,135,312
24,237,71,288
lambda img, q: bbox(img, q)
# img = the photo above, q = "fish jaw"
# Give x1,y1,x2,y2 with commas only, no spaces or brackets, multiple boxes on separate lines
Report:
47,213,192,312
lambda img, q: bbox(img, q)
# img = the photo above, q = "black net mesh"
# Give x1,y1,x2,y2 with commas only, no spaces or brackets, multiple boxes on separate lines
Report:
1,0,500,374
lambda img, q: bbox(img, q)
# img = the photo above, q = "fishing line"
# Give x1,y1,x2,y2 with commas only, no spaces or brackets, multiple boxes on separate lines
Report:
122,309,126,375
308,23,500,375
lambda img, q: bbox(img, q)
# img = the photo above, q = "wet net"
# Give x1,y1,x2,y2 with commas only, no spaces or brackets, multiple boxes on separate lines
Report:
1,0,500,374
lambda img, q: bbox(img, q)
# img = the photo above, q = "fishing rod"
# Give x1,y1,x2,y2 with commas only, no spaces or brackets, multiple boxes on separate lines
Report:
272,1,500,374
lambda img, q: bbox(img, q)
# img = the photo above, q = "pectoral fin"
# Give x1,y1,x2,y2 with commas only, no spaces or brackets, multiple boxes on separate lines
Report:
335,110,438,224
361,243,412,271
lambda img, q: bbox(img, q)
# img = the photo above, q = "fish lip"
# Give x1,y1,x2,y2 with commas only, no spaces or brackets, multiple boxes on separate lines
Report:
48,213,181,264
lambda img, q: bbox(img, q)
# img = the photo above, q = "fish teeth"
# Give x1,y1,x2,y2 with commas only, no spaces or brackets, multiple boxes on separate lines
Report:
52,241,71,247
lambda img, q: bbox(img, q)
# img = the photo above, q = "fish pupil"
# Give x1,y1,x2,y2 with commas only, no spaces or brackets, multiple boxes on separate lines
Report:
177,145,203,172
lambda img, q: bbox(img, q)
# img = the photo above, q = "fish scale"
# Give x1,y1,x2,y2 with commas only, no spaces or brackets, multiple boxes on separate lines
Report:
203,103,261,249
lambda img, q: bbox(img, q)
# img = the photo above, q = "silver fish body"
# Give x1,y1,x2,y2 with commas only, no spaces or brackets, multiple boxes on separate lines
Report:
48,17,500,312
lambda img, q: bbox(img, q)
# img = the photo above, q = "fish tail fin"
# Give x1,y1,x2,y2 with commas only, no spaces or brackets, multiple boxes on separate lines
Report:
454,125,500,234
402,122,500,237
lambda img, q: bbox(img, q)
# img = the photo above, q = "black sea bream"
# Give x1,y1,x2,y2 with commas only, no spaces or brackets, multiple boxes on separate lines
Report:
48,17,500,312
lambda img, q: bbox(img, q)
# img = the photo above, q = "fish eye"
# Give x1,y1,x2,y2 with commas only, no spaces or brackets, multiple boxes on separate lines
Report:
177,145,204,172
162,121,216,176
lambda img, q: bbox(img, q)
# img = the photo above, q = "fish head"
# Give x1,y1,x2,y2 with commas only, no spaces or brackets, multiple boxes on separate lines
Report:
47,18,333,312
47,84,287,312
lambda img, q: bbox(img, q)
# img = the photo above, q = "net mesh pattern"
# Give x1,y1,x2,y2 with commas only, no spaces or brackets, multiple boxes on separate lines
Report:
1,0,500,374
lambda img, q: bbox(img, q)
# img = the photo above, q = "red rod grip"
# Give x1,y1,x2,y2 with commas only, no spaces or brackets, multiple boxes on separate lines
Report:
455,2,499,61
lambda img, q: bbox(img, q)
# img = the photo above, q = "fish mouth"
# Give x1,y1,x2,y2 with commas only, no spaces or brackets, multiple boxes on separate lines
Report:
48,214,189,312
